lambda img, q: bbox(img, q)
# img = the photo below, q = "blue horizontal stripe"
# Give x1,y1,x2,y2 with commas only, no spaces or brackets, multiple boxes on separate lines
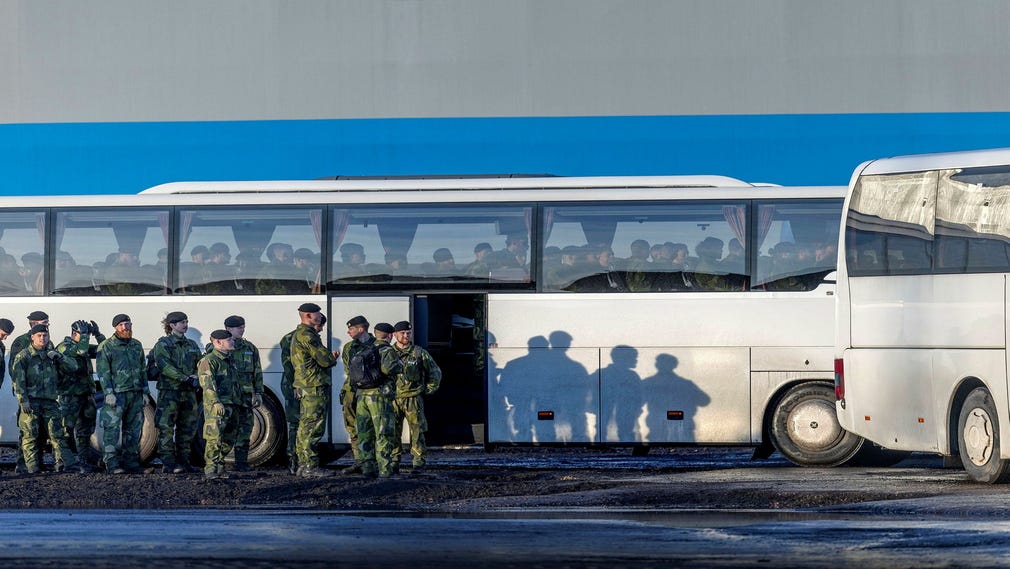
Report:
2,113,1010,195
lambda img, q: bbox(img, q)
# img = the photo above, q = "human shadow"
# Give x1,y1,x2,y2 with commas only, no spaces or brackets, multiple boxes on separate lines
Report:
639,353,710,443
598,345,642,442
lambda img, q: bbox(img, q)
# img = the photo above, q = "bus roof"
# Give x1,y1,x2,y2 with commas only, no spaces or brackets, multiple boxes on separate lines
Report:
860,147,1010,176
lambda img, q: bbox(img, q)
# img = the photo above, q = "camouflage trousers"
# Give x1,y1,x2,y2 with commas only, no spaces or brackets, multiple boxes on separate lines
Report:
233,394,254,466
59,391,97,462
355,389,395,476
100,390,145,471
296,389,330,469
155,388,199,467
284,393,300,469
20,398,76,472
203,402,239,474
340,387,359,462
392,394,429,468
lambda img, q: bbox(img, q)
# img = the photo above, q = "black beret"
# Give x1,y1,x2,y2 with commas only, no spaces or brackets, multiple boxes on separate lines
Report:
223,315,245,328
165,311,188,324
0,318,13,334
27,311,48,321
346,315,368,328
210,329,232,340
298,302,321,313
294,248,314,260
374,322,394,334
29,324,48,335
393,321,412,332
112,314,131,326
190,245,209,256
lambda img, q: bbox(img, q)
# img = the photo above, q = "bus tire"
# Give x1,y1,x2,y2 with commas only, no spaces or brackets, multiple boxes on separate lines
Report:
769,382,864,467
246,392,284,467
91,394,159,464
957,387,1010,483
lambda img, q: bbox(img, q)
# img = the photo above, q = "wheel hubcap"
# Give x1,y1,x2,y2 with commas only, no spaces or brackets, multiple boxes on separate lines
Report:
964,407,995,467
789,399,842,451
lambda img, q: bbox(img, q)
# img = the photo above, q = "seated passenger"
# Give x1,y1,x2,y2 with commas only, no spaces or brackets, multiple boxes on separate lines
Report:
464,242,494,278
334,242,367,279
431,248,457,275
256,242,302,294
202,242,239,294
53,250,96,293
293,248,318,291
576,246,627,293
102,249,145,295
0,254,25,295
692,237,731,291
624,239,652,292
490,233,529,270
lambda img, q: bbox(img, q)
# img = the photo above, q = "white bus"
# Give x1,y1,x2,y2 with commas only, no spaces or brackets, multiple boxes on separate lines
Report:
835,147,1010,482
0,175,865,467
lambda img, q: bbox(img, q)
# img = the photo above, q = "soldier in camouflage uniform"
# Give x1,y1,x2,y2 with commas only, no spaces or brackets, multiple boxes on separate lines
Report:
199,329,241,480
152,311,202,474
292,302,338,478
96,314,150,474
222,315,263,471
280,314,326,475
390,321,441,474
351,321,402,478
11,324,82,474
56,319,105,471
9,310,51,474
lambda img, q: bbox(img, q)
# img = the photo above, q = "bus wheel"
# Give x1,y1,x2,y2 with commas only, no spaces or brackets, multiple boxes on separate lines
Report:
957,387,1010,483
246,393,284,467
90,394,159,464
770,382,864,466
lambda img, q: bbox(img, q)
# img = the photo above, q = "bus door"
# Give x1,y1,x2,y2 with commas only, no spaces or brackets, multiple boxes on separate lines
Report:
328,295,411,445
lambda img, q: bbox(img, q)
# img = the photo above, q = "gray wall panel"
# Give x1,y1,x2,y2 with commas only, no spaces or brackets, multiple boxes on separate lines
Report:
4,0,1010,123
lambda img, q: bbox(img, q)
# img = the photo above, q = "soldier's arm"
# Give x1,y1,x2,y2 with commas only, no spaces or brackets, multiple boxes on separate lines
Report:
95,343,113,394
11,354,26,401
380,346,403,377
422,350,442,394
305,332,337,368
251,344,264,393
280,335,294,400
197,359,220,406
153,339,186,387
56,351,80,375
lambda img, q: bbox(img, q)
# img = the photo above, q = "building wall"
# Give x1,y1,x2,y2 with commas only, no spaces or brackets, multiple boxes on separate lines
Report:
2,0,1010,194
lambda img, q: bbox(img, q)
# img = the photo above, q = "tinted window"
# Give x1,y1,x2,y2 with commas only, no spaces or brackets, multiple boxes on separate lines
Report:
329,205,533,287
541,202,749,292
935,166,1010,273
53,209,168,296
178,208,323,295
0,211,46,296
753,200,842,291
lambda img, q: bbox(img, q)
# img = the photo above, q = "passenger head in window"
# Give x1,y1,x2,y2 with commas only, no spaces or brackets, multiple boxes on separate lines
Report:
339,242,366,268
815,242,837,266
190,245,209,265
796,244,815,266
770,242,798,273
55,250,75,269
432,248,456,273
293,248,315,272
649,243,664,263
208,242,231,265
722,238,745,274
629,239,650,262
695,237,725,267
116,248,139,267
464,242,493,277
384,252,408,273
493,233,529,268
155,248,168,267
597,246,617,269
266,242,294,265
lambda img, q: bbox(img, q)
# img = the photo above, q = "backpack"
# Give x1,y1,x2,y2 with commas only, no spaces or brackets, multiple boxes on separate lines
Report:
145,337,169,382
348,344,384,389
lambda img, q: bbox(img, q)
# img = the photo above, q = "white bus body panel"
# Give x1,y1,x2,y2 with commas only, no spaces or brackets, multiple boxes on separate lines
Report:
487,290,834,445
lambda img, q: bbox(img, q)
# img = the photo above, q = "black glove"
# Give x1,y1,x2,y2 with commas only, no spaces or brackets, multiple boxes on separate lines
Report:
188,375,200,389
89,320,105,340
71,320,90,334
46,350,60,360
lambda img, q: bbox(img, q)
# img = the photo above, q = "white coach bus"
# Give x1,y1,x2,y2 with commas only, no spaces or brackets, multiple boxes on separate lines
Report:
835,147,1010,482
0,175,868,467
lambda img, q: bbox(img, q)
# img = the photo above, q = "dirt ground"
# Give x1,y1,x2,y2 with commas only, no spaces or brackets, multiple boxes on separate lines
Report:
0,446,957,511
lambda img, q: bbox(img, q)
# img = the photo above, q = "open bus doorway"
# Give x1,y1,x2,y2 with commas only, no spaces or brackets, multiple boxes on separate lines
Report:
411,293,486,445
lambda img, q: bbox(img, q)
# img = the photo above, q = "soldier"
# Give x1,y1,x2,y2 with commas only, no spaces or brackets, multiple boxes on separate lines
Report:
152,311,202,474
390,321,442,474
222,315,263,471
353,321,402,478
9,310,51,474
96,314,150,474
281,313,326,475
292,302,338,478
56,319,105,471
11,324,82,474
199,329,241,480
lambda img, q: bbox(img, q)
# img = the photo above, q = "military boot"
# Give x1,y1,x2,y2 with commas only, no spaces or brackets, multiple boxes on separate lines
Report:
341,463,363,475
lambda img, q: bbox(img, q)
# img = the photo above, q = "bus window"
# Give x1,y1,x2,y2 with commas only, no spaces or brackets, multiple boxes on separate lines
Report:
0,211,45,296
329,205,533,288
53,209,168,296
753,200,843,290
541,202,749,292
177,207,323,295
937,166,1010,273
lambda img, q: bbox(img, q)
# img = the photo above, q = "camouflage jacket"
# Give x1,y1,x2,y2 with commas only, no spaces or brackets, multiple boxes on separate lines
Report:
291,323,336,391
96,335,148,395
12,344,79,401
279,330,295,401
203,337,263,396
8,332,53,379
392,342,442,398
341,334,402,395
198,349,240,407
153,333,202,391
56,334,99,396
